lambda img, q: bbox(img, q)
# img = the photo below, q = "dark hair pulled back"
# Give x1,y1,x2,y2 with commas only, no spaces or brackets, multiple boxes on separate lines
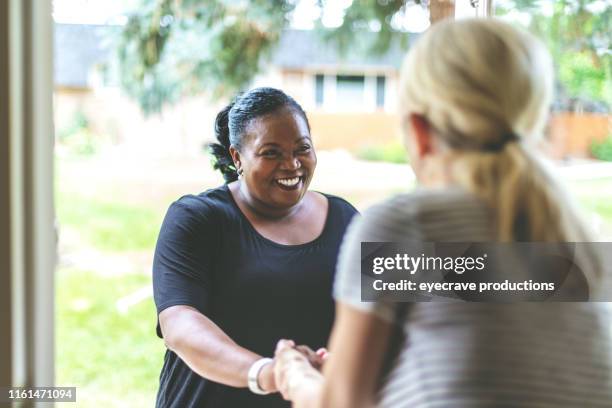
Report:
209,87,310,183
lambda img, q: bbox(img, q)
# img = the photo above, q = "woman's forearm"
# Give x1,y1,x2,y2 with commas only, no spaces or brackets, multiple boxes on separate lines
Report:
159,305,267,388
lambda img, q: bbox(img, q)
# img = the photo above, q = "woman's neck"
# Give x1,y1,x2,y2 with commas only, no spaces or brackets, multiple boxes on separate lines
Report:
416,152,458,188
234,181,304,221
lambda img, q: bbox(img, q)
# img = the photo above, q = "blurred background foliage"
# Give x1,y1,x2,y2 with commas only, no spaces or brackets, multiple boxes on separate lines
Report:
357,140,409,164
591,135,612,161
56,111,98,156
117,0,610,115
117,0,293,114
496,0,611,110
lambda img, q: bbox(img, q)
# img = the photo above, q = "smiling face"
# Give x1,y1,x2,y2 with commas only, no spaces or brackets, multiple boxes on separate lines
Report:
232,108,316,211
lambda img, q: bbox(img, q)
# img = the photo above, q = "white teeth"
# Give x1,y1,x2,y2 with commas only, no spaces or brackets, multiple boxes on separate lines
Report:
277,177,300,187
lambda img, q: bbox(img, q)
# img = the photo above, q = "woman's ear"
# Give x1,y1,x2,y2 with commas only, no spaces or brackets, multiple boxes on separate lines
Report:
229,145,241,170
408,114,434,159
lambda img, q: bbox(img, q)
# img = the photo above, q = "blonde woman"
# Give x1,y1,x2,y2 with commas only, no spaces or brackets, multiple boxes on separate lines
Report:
273,18,612,408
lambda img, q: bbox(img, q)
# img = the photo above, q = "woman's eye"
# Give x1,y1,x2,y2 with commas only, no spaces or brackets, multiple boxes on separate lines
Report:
261,150,279,157
297,145,311,153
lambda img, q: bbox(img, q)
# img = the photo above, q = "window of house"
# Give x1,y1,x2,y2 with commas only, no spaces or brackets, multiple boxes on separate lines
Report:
315,74,324,106
376,75,386,108
336,75,365,109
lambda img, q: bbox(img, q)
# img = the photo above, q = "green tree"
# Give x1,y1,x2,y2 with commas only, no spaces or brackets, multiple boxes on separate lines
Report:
117,0,432,114
118,0,610,114
117,0,294,114
496,0,611,107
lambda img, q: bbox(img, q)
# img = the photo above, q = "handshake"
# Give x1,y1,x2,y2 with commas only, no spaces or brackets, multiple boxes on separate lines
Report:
254,339,329,402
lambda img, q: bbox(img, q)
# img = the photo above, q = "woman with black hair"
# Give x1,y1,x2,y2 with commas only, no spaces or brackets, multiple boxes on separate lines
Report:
152,87,357,407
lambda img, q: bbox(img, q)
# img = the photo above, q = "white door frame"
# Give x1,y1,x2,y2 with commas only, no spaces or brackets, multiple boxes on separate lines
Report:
1,0,56,405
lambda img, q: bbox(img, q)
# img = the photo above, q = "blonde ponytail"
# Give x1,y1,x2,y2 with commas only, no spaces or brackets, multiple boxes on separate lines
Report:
399,18,594,243
452,142,591,242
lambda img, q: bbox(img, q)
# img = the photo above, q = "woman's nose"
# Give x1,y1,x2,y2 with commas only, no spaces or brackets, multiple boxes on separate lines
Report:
280,155,301,170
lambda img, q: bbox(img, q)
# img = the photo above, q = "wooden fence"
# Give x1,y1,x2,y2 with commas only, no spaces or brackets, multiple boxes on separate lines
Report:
309,112,611,159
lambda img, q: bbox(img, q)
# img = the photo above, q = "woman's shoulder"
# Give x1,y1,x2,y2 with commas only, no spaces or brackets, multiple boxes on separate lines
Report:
353,187,491,242
368,187,486,217
168,185,233,222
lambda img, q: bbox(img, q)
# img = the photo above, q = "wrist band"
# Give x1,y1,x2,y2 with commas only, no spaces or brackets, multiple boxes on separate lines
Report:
248,357,273,395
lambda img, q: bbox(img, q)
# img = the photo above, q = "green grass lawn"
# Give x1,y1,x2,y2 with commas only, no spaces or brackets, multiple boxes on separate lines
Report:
566,178,612,238
568,178,612,221
56,190,161,252
56,188,166,407
55,169,612,407
56,268,164,407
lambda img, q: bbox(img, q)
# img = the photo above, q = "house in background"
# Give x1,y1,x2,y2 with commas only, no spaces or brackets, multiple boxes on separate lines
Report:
254,29,410,150
54,24,119,141
264,29,405,113
53,23,609,158
54,23,221,157
53,23,410,155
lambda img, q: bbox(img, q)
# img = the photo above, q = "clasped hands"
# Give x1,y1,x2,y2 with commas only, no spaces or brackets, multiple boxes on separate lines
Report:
258,339,328,401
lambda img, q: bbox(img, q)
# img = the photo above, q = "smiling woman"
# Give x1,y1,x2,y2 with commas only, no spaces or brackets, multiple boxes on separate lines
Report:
226,100,319,226
151,87,358,408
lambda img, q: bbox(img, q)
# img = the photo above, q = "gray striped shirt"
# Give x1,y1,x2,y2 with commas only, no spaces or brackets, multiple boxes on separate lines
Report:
334,188,612,407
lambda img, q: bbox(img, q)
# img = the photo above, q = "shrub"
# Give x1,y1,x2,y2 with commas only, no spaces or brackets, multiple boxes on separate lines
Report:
356,141,408,164
591,136,612,162
57,111,103,156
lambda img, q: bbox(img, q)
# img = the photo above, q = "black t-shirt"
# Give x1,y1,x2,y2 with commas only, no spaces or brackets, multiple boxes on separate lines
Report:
152,184,358,408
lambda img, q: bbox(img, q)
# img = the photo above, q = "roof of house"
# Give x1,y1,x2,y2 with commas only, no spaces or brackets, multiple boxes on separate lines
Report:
54,24,414,88
54,23,115,88
271,29,414,71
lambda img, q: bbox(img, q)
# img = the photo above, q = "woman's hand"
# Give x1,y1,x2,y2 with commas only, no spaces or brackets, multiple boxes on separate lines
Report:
245,343,328,395
274,339,324,403
295,345,329,371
